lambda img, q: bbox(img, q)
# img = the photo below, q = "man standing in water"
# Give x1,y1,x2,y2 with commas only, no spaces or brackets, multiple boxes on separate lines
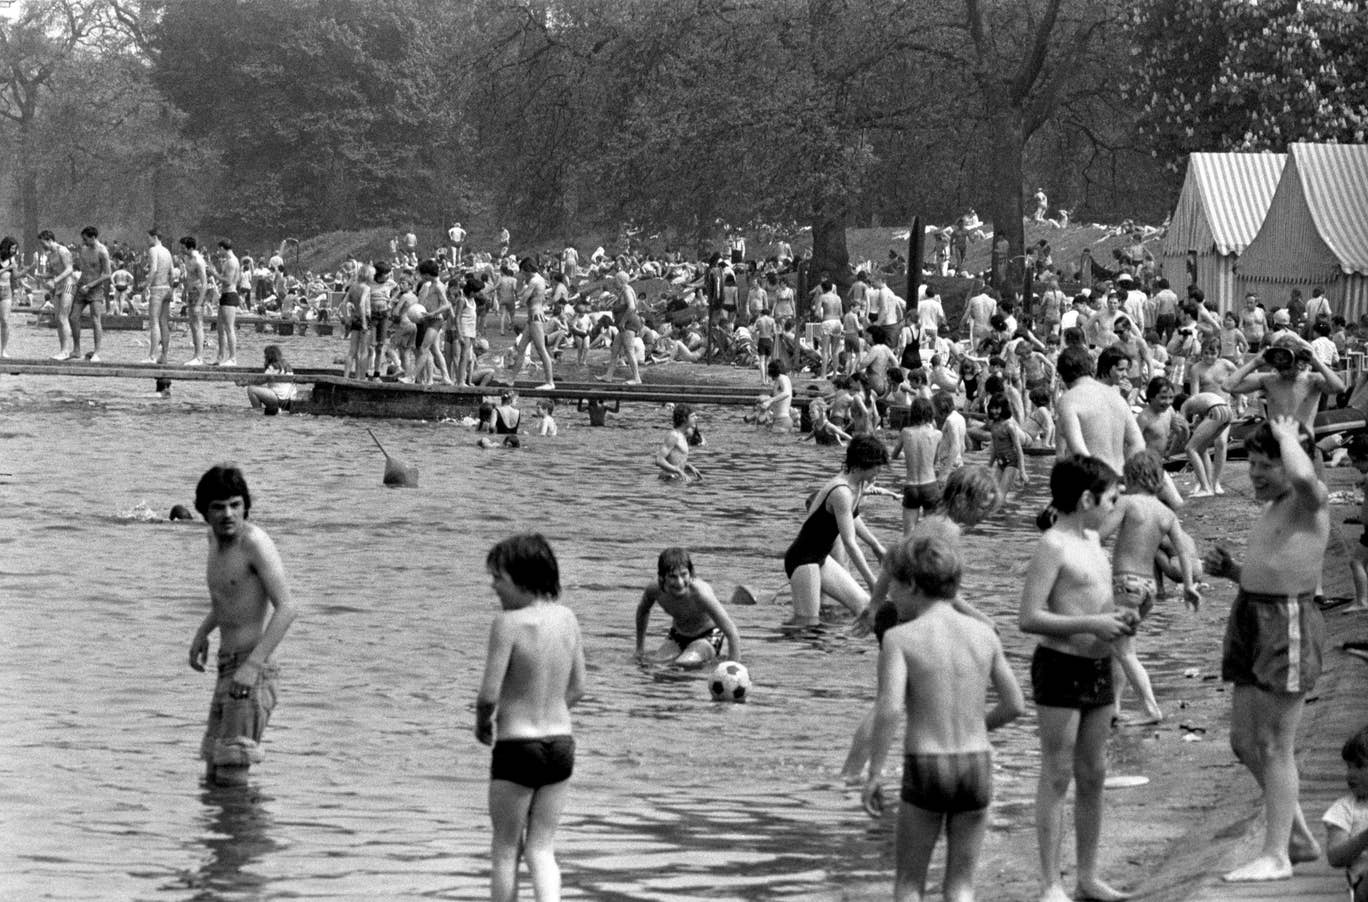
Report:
143,230,175,365
1055,345,1144,475
188,465,299,787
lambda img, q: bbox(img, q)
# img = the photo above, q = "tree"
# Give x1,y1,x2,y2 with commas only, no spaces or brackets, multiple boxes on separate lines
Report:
0,0,101,252
1124,0,1368,168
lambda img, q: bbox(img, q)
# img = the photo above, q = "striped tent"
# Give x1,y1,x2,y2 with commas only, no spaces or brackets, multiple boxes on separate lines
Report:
1160,152,1285,316
1238,142,1368,322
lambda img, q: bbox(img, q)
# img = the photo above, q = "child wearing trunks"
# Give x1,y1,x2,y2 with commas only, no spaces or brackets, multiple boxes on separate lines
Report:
986,392,1028,505
1020,455,1137,902
634,547,742,668
1098,450,1201,725
862,529,1025,902
1203,417,1329,882
476,534,585,902
891,397,942,536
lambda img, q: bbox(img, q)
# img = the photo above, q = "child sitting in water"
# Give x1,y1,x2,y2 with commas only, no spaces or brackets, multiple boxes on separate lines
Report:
861,526,1025,902
536,399,558,436
246,345,298,415
1324,724,1368,902
633,547,743,668
1024,386,1055,450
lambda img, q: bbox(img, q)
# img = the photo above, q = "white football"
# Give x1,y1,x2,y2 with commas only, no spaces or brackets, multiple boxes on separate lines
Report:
709,660,751,702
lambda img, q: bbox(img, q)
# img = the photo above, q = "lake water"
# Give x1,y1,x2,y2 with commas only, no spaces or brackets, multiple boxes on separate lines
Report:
0,322,1215,900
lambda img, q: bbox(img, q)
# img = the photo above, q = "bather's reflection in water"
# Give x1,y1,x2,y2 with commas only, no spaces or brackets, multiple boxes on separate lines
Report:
188,785,279,898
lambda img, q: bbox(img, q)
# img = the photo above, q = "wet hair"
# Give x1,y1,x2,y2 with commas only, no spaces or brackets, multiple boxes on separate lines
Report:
656,546,694,585
194,464,251,518
986,392,1012,422
1342,725,1368,767
844,434,890,472
1038,455,1118,529
1146,376,1174,401
0,236,15,260
672,404,694,428
1244,420,1314,460
80,225,98,239
941,465,1000,526
417,258,441,278
1123,449,1165,494
1056,345,1094,383
169,504,194,521
1096,346,1130,379
485,533,560,599
883,529,961,599
1028,386,1051,408
908,397,935,426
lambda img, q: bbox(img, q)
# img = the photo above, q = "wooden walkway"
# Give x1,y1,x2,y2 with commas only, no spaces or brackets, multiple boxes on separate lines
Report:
0,357,766,409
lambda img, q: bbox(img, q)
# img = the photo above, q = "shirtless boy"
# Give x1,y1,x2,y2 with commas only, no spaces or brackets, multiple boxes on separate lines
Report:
892,397,942,535
1055,346,1144,475
656,404,702,482
143,230,175,365
476,534,585,902
1020,455,1137,902
1204,417,1329,882
634,547,742,667
188,465,299,787
71,226,112,362
1099,450,1201,725
862,530,1025,902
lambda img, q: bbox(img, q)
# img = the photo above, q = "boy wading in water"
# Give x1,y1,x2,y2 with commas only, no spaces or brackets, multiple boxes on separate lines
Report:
189,465,299,787
1205,417,1327,882
477,534,586,902
1021,456,1137,902
863,528,1025,902
635,547,742,667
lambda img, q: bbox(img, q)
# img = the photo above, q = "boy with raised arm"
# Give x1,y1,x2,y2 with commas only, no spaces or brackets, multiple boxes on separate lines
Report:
1020,455,1137,902
476,534,586,902
655,404,701,482
635,547,742,667
862,529,1025,902
188,465,299,787
1204,416,1329,882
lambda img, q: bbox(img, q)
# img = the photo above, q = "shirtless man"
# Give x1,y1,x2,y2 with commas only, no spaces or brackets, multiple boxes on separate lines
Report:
655,404,701,483
634,547,742,667
1226,335,1345,437
1055,345,1144,475
71,226,112,361
891,397,942,535
210,239,241,366
179,236,208,366
1204,418,1328,882
143,230,175,364
1021,456,1136,902
188,465,299,787
447,220,465,268
1240,293,1267,350
39,230,76,360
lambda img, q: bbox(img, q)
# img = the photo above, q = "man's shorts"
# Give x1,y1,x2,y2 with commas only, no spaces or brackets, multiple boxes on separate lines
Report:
218,291,241,308
668,625,724,656
74,285,104,310
145,285,172,308
901,750,992,813
201,651,278,767
820,319,843,338
1221,588,1324,693
491,735,574,789
1030,645,1114,710
901,481,942,513
1113,571,1157,621
756,337,774,357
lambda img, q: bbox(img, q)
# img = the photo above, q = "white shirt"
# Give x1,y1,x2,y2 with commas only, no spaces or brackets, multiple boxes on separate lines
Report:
1323,793,1368,886
917,296,945,333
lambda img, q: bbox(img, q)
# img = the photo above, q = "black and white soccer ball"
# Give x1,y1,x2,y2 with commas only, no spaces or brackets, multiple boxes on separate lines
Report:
709,660,750,702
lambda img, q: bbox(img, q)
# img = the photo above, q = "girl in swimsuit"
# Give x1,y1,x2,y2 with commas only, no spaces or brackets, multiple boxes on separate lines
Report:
782,435,889,627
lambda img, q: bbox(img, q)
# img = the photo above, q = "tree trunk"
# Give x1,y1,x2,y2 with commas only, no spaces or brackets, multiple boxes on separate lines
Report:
983,103,1027,303
19,119,39,259
809,212,852,293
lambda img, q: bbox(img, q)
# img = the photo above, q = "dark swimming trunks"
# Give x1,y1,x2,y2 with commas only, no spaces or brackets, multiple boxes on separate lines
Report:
1221,588,1323,693
783,483,857,578
490,735,575,789
219,291,241,308
1030,645,1114,710
901,481,941,513
900,750,992,813
667,625,724,655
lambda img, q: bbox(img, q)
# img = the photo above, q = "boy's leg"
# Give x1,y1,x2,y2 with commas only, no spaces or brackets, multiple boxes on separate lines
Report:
1035,705,1080,902
1073,704,1130,900
943,807,989,902
1224,685,1319,881
674,638,719,668
1111,634,1162,723
489,779,534,902
524,780,571,902
893,801,944,902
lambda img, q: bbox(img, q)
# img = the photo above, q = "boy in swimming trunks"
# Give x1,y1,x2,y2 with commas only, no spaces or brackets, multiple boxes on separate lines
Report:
476,534,585,902
656,404,702,482
188,465,299,787
862,528,1025,902
1204,416,1329,882
891,397,942,536
634,547,742,667
1098,450,1201,725
1020,455,1137,902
